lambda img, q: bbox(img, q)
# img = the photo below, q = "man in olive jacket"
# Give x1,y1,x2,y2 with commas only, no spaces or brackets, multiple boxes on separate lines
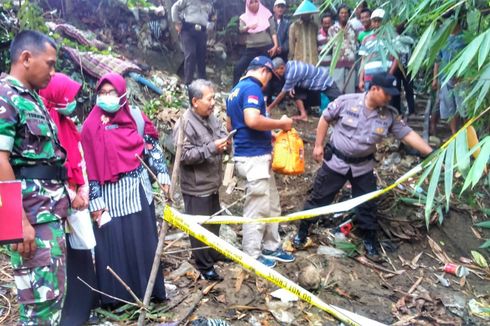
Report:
174,79,228,281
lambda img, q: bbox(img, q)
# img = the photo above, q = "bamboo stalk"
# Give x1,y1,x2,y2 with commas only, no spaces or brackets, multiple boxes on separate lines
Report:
136,153,172,326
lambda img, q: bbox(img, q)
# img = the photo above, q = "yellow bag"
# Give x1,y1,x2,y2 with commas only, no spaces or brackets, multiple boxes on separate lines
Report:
272,128,305,175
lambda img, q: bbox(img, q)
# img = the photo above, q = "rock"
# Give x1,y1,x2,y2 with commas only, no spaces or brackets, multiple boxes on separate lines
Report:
219,225,240,248
266,301,294,324
429,135,442,147
298,265,321,291
205,66,215,75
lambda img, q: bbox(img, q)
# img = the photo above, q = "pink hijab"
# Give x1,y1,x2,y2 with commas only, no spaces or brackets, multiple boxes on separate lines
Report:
39,73,84,186
240,0,272,34
81,73,158,184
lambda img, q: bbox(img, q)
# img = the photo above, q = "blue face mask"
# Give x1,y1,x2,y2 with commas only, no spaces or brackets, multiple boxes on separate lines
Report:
56,100,77,116
96,93,126,113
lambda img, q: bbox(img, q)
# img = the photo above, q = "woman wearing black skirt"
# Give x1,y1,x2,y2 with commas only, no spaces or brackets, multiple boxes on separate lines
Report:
81,73,170,307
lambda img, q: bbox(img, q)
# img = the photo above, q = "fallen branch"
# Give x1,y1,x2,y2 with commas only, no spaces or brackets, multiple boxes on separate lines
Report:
355,256,406,275
77,276,140,308
175,290,205,325
164,246,210,255
107,266,144,307
202,281,219,295
408,275,424,294
230,305,270,312
0,292,11,324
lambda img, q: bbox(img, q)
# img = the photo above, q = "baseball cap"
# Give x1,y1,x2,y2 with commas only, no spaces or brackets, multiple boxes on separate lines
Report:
371,73,399,96
248,56,274,73
274,0,287,6
371,8,385,20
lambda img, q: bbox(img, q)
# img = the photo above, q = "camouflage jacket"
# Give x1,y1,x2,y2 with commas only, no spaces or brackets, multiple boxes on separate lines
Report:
0,74,69,225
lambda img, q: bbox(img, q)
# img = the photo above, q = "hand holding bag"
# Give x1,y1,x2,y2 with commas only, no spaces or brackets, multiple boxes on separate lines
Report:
67,209,96,250
272,128,305,175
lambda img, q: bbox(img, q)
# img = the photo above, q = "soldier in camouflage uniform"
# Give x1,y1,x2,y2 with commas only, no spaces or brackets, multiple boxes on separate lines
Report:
0,30,69,325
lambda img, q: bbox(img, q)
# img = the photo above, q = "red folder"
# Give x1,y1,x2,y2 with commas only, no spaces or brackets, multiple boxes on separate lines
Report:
0,181,23,244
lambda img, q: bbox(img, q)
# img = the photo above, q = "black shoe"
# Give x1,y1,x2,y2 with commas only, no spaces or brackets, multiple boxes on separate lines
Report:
292,231,307,249
363,238,382,262
200,268,223,281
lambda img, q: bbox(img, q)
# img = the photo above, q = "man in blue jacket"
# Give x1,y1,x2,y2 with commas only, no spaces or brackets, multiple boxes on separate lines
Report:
273,0,290,61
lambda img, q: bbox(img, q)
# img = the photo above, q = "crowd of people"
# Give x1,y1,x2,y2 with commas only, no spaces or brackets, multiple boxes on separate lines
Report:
0,0,467,325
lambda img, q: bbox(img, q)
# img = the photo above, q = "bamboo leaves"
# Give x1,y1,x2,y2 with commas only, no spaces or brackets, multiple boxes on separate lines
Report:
443,30,490,85
415,118,490,227
461,136,490,192
425,151,444,226
408,21,436,77
477,31,490,69
444,141,455,212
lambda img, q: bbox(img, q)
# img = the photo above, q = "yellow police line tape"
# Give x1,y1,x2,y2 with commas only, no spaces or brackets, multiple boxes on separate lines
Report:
190,164,423,225
164,205,387,326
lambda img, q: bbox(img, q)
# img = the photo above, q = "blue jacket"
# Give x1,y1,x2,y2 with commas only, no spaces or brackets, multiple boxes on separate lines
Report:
276,16,290,55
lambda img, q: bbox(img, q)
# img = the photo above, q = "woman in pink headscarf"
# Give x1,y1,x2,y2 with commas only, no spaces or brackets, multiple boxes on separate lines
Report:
81,72,170,307
40,73,96,325
233,0,279,84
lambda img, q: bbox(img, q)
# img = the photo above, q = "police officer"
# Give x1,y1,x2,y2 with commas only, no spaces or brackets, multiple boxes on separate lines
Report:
293,73,432,260
171,0,216,85
0,30,69,324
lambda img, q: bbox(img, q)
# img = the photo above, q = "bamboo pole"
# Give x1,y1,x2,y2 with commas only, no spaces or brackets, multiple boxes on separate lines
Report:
137,118,185,325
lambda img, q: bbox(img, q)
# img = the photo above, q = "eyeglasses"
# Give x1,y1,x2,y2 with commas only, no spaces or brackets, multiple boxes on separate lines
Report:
98,90,118,96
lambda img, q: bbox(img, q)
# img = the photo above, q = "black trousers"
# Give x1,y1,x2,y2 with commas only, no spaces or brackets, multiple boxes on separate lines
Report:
392,68,415,115
299,164,378,234
60,240,96,326
233,44,272,85
294,83,341,113
181,27,207,85
183,193,224,272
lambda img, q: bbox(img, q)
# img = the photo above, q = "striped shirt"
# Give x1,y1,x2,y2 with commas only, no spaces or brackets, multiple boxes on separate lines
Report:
88,136,170,218
89,166,170,218
282,60,334,92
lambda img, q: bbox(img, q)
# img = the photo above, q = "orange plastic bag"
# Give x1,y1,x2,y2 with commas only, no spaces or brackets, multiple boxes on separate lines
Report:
272,128,305,175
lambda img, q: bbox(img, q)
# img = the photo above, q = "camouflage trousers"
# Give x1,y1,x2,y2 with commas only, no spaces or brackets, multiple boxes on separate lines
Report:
9,221,66,326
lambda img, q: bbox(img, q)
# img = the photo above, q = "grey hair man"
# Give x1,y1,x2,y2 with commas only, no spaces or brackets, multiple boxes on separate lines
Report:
174,79,228,281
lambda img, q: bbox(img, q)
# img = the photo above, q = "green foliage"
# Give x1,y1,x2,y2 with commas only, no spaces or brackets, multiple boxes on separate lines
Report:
334,240,358,257
54,34,112,56
217,16,239,46
414,109,490,226
471,250,488,268
0,0,13,10
18,1,48,33
480,240,490,249
475,221,490,229
142,94,184,120
127,0,152,9
461,136,490,192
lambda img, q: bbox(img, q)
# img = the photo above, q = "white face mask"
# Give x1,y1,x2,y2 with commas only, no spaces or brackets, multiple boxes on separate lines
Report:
96,92,126,113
